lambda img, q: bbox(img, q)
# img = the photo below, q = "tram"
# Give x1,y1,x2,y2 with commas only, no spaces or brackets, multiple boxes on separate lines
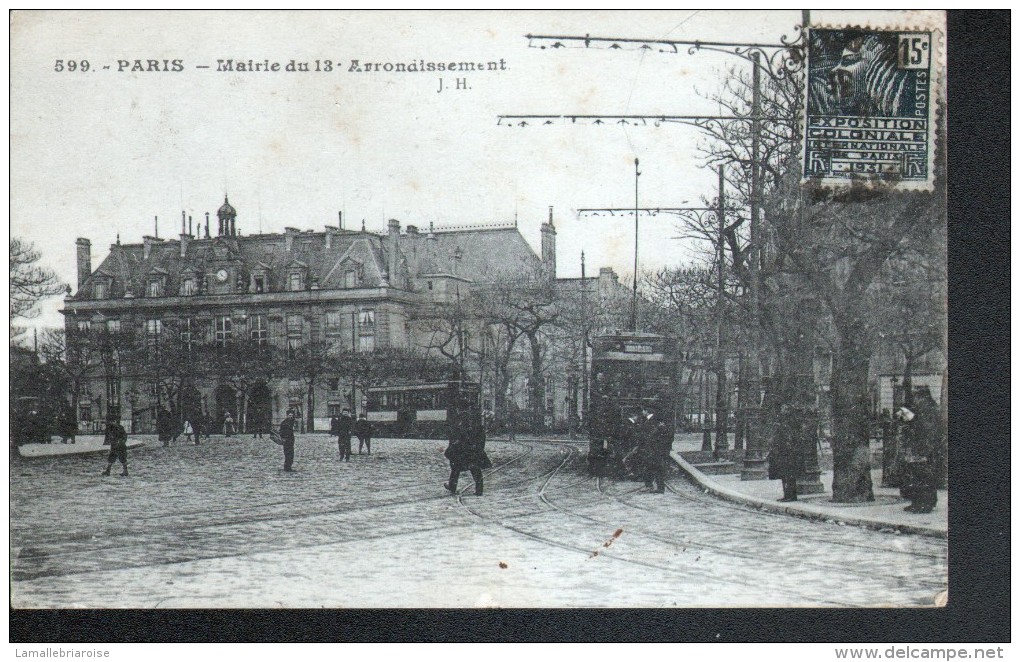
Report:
588,332,678,476
365,380,480,439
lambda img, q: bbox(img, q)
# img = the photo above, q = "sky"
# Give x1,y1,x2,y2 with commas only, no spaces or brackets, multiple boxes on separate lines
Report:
10,10,934,330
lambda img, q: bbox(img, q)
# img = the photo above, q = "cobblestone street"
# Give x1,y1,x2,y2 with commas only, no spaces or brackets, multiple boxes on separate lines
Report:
10,434,948,608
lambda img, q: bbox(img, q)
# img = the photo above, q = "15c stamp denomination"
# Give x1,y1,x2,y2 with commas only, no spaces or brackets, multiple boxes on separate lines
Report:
804,27,941,189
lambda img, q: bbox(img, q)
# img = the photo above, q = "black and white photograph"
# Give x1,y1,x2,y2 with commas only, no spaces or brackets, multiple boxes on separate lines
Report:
10,9,957,620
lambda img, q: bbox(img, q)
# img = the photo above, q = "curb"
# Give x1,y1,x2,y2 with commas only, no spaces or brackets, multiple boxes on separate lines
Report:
671,452,946,539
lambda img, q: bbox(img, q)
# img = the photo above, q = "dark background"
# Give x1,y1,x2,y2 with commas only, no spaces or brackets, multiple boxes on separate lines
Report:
10,9,1010,643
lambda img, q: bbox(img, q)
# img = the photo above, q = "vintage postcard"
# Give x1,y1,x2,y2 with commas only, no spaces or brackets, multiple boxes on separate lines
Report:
10,10,947,611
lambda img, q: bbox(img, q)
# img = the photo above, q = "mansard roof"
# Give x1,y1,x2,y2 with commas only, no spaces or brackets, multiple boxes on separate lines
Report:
72,221,543,300
394,225,542,284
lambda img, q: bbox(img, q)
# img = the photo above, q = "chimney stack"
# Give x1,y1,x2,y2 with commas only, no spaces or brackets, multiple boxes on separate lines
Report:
76,238,92,290
143,235,164,260
324,225,339,249
387,219,401,285
285,227,299,251
180,216,191,257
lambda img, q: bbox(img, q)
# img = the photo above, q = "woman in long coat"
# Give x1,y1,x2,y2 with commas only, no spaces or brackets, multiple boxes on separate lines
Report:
900,388,941,513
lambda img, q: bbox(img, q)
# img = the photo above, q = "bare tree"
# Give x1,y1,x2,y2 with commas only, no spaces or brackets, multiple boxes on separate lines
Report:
473,263,560,428
699,60,945,502
10,238,65,341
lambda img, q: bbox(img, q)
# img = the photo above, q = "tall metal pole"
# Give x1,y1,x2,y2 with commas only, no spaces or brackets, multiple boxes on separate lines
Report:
741,51,767,480
580,251,589,427
631,158,640,332
715,164,729,453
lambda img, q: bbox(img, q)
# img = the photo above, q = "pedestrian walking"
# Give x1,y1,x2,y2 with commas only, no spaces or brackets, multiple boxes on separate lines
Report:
202,410,212,440
899,387,941,513
102,410,129,476
278,410,297,472
183,419,195,444
443,410,491,496
768,403,805,502
156,407,173,447
354,412,373,454
335,408,354,461
223,411,235,437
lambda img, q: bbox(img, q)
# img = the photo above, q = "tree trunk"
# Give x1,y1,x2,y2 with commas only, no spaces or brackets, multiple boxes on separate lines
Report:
829,326,876,503
494,368,510,424
734,352,745,450
714,354,728,453
527,332,544,430
240,392,250,433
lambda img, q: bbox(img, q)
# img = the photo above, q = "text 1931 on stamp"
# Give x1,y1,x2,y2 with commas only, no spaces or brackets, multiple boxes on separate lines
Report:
804,28,938,188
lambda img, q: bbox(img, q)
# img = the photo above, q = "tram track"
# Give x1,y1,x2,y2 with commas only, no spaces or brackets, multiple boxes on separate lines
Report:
12,438,946,606
452,441,857,607
12,439,538,579
587,475,946,591
662,479,948,559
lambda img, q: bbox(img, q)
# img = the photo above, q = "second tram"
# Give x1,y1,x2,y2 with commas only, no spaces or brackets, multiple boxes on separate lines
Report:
365,380,480,439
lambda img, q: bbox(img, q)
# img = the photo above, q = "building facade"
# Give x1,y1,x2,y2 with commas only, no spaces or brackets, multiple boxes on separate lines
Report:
63,198,621,433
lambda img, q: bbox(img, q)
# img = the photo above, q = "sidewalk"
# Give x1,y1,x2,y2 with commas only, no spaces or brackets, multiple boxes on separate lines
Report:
671,451,947,539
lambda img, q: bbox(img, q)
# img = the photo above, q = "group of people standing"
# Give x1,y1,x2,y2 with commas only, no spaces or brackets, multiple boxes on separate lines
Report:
156,408,212,447
277,408,375,471
330,409,374,460
623,406,673,493
767,385,942,512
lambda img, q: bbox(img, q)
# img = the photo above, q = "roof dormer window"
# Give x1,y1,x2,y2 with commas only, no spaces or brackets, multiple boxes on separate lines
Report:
181,277,197,296
289,271,303,292
147,278,164,297
94,281,108,300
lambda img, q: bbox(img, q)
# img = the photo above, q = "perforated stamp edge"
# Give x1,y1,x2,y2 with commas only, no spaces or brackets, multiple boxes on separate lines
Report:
798,15,946,192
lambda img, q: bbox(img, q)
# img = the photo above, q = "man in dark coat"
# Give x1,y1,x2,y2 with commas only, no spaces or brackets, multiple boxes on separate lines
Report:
335,408,354,461
769,403,805,501
900,387,941,513
637,406,669,493
102,410,129,476
156,407,173,447
444,411,490,496
279,410,297,472
354,413,373,454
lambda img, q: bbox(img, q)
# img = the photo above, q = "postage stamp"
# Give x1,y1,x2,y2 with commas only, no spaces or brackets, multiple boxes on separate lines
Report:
803,27,942,188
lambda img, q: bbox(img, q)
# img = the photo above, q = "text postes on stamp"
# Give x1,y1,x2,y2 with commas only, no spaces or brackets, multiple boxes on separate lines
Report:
803,28,938,189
